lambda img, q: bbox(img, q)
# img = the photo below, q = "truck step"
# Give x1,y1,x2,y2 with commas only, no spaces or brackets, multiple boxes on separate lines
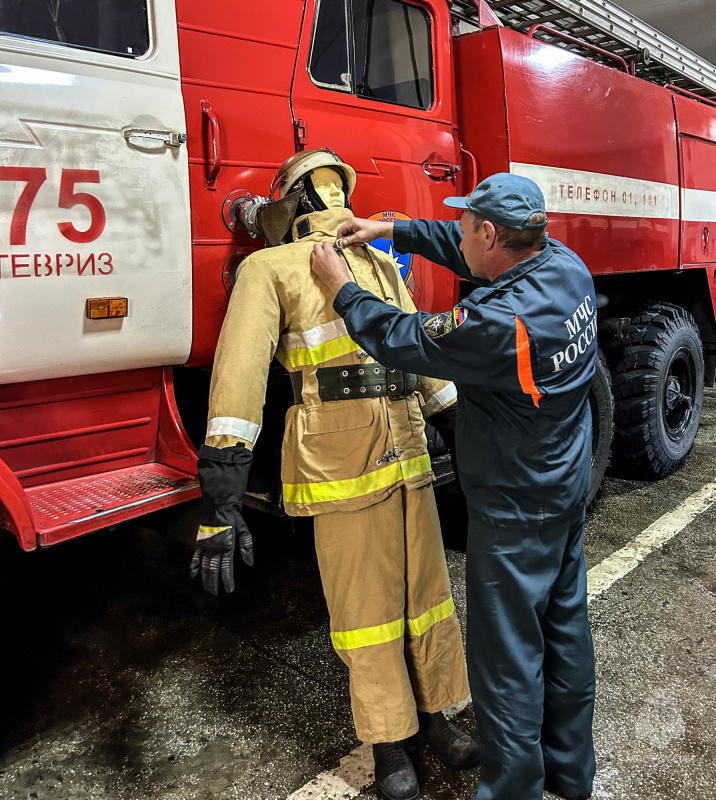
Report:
26,463,200,546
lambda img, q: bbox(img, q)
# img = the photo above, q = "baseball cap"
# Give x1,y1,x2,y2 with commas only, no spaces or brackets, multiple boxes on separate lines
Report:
444,173,548,230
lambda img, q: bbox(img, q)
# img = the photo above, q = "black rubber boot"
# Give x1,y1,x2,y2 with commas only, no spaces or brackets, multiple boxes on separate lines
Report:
409,710,480,770
373,741,420,800
543,776,592,800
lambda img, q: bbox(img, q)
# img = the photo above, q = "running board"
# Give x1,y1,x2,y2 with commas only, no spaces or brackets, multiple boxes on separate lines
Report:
26,463,200,546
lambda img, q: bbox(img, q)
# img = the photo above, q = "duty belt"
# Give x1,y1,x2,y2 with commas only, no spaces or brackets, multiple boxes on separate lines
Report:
290,365,419,404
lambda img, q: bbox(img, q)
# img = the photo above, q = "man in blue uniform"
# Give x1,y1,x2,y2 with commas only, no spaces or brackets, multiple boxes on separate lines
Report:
308,174,597,800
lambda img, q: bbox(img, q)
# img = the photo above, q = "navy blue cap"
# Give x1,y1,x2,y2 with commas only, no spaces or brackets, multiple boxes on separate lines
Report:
444,172,547,230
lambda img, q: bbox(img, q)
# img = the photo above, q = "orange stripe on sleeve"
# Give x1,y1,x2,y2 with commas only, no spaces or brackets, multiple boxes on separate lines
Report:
515,315,543,408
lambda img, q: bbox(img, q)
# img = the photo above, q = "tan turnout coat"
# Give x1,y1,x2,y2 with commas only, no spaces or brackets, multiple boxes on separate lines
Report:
205,208,457,517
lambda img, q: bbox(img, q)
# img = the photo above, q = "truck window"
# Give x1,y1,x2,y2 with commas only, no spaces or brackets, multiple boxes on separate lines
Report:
0,0,150,58
309,0,433,110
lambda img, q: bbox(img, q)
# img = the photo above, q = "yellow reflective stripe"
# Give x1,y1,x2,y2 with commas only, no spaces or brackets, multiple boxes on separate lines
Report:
330,597,455,651
331,617,405,650
285,334,362,367
406,596,455,637
401,452,432,481
197,525,231,541
283,454,432,505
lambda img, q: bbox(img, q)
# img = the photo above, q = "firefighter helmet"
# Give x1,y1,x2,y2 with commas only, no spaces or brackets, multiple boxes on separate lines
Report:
270,148,356,201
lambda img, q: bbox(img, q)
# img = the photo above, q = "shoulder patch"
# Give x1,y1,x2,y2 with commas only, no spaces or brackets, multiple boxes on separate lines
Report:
423,306,469,339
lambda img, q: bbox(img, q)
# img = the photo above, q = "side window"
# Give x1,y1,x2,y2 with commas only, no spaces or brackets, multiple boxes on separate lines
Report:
0,0,150,58
309,0,433,110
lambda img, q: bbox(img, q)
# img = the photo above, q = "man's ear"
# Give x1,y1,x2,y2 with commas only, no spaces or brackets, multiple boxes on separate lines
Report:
483,220,496,240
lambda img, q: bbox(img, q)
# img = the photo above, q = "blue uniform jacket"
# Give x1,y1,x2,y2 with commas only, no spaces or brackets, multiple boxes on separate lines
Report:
334,219,597,528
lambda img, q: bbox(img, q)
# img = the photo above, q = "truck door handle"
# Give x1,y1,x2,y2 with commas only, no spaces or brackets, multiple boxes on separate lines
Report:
460,144,478,192
201,100,222,190
422,160,461,181
123,129,187,147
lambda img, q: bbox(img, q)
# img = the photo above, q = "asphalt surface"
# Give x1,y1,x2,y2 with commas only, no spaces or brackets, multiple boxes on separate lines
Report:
1,391,715,800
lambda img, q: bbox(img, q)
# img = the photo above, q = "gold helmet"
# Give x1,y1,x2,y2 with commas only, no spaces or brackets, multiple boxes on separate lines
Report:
270,147,357,201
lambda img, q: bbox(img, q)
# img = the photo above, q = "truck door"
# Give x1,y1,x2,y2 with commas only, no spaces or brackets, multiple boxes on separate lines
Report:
674,94,716,266
0,0,192,385
291,0,461,312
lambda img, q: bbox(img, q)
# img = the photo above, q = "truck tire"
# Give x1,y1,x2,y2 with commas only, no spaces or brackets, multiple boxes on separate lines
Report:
587,350,613,509
609,302,704,479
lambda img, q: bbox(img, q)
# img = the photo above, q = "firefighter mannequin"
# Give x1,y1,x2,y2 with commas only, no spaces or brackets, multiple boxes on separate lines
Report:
190,149,477,800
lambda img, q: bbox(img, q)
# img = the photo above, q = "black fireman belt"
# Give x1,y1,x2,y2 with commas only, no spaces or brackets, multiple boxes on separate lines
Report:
290,365,419,404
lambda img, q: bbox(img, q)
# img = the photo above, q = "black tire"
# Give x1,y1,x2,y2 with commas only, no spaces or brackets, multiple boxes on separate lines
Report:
587,350,614,510
609,302,704,479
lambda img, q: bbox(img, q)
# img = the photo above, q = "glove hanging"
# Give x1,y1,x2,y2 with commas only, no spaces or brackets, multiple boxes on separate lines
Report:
190,443,254,596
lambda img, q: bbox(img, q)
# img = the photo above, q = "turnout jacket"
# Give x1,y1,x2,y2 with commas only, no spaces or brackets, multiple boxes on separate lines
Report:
334,218,597,528
205,208,456,517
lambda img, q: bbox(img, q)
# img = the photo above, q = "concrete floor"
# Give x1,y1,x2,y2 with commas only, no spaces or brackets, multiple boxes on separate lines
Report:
1,391,715,800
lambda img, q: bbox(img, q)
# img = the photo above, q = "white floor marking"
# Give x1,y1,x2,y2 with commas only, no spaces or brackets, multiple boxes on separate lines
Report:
286,699,471,800
287,482,716,799
586,480,716,604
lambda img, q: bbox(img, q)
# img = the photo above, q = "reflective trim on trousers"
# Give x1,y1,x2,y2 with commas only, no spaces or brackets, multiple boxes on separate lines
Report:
283,453,432,505
331,595,456,651
406,596,455,636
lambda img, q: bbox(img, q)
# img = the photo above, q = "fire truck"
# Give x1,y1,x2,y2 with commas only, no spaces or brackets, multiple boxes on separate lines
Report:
2,0,716,552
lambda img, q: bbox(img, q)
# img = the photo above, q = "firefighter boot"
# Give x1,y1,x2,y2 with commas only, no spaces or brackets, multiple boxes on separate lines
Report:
409,710,480,770
373,741,419,800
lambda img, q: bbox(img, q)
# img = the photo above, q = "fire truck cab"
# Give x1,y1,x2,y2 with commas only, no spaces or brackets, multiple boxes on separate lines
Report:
1,0,716,550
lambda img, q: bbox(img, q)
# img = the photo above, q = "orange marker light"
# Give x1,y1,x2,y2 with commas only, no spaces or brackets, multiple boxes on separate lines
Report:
85,297,128,320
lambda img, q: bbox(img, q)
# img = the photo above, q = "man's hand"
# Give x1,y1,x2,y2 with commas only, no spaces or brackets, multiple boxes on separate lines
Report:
336,216,394,248
310,242,352,295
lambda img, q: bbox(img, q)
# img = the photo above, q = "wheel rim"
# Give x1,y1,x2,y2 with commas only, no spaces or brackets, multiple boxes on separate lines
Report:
663,347,696,440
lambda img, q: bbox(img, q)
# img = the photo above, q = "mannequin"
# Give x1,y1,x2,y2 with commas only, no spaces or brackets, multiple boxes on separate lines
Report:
191,149,477,800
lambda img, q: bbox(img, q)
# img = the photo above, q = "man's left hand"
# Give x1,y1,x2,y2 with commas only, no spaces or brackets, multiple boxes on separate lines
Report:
310,242,352,295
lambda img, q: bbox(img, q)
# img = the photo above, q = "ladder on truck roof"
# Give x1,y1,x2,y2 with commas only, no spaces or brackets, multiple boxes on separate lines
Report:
451,0,716,104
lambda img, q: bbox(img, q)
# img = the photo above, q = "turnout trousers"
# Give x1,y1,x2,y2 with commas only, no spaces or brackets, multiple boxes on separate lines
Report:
314,483,470,743
466,510,596,800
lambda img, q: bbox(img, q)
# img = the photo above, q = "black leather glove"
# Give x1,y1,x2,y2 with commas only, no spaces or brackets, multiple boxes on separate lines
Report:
190,443,253,596
428,403,457,452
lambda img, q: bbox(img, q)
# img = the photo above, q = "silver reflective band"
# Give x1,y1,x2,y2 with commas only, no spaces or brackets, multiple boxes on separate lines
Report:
423,383,458,418
207,416,261,444
281,318,349,352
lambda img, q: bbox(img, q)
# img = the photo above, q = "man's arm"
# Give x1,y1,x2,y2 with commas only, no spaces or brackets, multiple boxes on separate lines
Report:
337,215,483,284
333,282,495,383
393,218,473,281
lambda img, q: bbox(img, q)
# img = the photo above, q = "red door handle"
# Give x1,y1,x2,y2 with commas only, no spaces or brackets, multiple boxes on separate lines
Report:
201,100,222,190
422,160,461,181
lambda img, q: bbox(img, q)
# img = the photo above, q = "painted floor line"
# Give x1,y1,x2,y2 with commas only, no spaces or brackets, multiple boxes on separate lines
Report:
287,482,716,800
287,699,471,800
586,480,716,604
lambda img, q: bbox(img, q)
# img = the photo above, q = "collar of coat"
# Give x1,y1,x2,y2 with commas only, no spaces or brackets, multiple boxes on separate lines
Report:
291,208,354,242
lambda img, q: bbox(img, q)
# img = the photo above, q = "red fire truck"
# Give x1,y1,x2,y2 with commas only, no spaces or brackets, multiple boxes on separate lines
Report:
2,0,716,551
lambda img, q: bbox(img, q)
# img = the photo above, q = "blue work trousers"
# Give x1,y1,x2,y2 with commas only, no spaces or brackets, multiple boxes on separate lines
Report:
466,510,596,800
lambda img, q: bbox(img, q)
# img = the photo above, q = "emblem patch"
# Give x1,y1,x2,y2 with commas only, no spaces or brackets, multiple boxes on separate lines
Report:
367,210,415,296
423,306,468,338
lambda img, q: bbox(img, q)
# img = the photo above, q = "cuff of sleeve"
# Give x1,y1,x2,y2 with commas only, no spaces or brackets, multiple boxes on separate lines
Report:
393,219,413,253
334,281,365,315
